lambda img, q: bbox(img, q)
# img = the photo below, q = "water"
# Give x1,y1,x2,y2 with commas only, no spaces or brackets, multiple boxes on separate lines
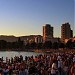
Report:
0,51,44,61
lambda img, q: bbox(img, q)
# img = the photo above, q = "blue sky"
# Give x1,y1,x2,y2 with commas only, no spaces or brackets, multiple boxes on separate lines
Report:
0,0,74,37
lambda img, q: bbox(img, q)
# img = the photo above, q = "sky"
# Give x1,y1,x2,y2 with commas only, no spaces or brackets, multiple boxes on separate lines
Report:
0,0,74,37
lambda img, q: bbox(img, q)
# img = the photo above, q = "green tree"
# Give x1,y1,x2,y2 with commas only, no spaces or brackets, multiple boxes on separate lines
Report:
73,40,75,49
25,43,30,49
30,42,36,49
43,41,52,49
7,42,12,49
59,43,65,49
52,42,59,49
17,37,24,49
0,40,7,49
12,41,18,49
36,43,43,49
66,39,73,49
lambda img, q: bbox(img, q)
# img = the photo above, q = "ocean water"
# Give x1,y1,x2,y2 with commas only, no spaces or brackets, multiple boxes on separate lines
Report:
0,51,44,61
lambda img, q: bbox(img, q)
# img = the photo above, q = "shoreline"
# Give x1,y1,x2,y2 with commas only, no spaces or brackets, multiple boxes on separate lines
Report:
0,49,75,52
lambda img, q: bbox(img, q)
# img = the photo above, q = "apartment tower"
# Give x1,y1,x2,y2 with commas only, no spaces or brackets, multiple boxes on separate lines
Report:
61,22,73,42
43,24,53,42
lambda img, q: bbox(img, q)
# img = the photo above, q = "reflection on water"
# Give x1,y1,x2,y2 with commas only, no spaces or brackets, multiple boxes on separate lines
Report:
0,51,44,60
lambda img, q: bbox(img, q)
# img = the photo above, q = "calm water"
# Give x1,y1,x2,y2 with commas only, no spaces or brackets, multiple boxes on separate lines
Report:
0,51,44,60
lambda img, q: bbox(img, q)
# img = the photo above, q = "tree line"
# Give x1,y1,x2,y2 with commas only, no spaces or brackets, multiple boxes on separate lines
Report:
0,37,75,51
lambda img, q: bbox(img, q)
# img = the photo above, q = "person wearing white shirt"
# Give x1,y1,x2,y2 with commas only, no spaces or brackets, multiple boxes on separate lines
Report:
51,60,57,75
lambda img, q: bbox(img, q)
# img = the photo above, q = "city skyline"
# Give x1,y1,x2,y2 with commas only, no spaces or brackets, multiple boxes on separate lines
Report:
0,0,74,37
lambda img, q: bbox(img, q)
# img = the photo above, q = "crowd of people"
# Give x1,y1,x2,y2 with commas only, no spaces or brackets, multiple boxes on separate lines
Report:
0,51,75,75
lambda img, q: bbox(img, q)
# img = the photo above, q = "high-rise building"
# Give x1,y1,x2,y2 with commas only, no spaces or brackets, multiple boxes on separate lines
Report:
61,22,73,42
43,24,53,42
70,30,73,38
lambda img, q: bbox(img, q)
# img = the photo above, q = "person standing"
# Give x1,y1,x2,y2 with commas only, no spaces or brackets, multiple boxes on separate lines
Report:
70,62,75,75
51,60,58,75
